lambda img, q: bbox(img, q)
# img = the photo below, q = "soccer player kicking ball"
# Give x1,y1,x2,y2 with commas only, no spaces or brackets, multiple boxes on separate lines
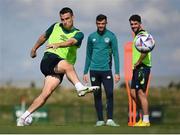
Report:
129,14,152,127
17,7,99,126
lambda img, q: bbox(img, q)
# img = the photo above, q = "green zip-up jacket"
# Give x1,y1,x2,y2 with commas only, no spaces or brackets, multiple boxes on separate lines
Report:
84,29,120,74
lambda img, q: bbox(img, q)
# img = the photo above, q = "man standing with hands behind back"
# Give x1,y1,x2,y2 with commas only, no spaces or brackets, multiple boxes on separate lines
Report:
83,14,120,127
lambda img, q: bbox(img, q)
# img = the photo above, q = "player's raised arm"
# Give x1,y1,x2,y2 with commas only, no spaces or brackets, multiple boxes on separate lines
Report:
30,33,47,58
46,38,77,49
46,31,84,49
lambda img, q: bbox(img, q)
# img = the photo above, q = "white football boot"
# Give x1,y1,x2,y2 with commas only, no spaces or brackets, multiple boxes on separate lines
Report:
95,121,105,126
17,117,25,126
106,119,120,127
78,86,100,97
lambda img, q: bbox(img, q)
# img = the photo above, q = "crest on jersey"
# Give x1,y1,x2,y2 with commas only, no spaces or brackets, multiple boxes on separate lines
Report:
92,38,96,43
104,37,110,43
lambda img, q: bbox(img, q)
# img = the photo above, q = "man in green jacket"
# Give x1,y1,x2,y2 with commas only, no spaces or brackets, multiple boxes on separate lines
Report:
83,14,120,126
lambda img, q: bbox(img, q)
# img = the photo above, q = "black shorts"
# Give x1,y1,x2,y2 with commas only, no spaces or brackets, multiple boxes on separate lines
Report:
131,64,151,91
40,52,64,79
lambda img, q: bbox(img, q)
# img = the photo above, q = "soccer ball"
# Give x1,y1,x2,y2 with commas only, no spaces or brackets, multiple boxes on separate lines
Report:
135,33,155,53
24,116,33,125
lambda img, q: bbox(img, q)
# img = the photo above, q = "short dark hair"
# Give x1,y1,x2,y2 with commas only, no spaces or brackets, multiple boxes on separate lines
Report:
129,14,141,23
96,14,107,21
59,7,73,16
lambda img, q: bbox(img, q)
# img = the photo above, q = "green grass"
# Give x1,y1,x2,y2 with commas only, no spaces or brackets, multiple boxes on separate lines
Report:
0,123,179,134
0,87,180,133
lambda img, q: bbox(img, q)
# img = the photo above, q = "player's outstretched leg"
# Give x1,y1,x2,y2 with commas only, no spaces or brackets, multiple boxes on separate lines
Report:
55,60,100,96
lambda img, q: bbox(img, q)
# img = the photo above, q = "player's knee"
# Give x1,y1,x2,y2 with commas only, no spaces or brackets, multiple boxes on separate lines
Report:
63,62,74,72
138,90,146,97
130,90,136,99
56,60,73,73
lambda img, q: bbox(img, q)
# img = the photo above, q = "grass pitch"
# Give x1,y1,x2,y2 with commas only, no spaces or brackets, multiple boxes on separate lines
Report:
0,122,179,134
0,87,180,134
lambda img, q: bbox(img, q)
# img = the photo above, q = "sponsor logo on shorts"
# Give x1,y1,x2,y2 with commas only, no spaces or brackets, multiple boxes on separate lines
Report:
91,77,96,82
136,85,139,89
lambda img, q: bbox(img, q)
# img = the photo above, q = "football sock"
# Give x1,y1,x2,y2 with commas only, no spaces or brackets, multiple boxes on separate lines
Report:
143,115,149,123
75,82,86,91
21,111,31,119
139,109,143,119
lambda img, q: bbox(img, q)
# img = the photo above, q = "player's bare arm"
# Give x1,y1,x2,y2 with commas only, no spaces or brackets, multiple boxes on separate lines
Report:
83,74,89,84
114,74,120,83
46,38,77,49
30,33,47,58
134,53,147,68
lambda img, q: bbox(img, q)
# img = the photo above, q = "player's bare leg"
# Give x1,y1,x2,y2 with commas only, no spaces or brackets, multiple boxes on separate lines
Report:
137,89,150,126
54,60,80,84
28,75,61,113
17,75,61,126
130,89,141,108
138,90,148,115
54,60,100,96
130,89,144,126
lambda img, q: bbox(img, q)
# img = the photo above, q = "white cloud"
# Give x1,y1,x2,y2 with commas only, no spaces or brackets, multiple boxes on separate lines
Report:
12,0,126,20
141,1,180,31
142,7,167,28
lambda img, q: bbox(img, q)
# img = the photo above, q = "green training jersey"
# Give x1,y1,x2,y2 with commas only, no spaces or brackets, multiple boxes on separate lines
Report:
84,29,120,74
133,30,152,68
45,23,84,65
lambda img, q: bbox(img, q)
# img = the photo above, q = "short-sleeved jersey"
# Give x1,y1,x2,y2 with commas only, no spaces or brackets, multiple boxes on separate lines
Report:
133,30,152,68
45,23,84,65
84,29,120,74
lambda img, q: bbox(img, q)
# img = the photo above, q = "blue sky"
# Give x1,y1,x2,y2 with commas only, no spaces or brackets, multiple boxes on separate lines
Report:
0,0,180,87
